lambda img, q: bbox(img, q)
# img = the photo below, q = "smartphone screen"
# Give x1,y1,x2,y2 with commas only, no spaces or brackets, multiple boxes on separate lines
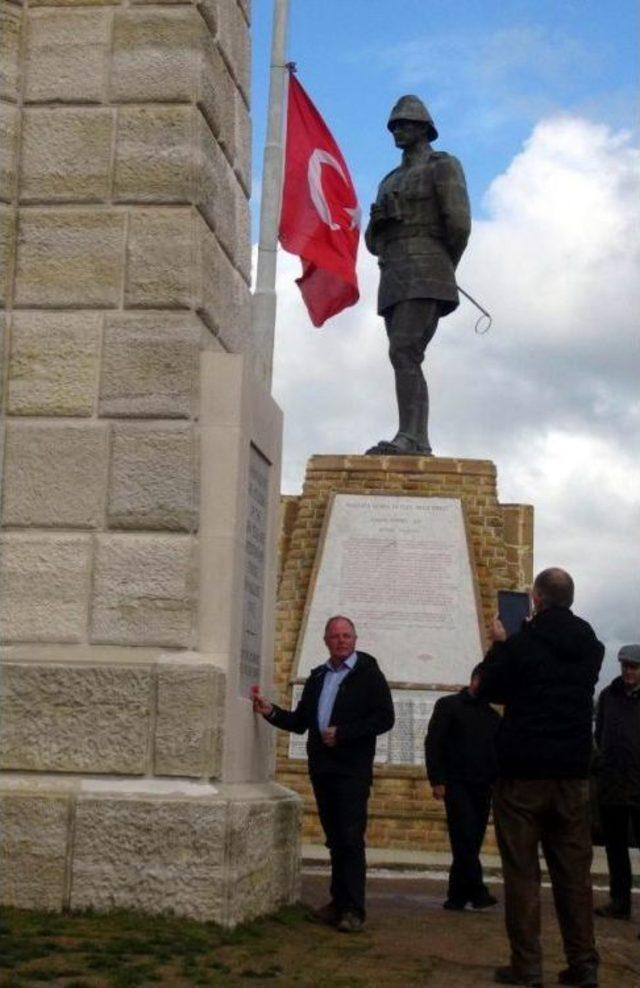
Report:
497,590,531,637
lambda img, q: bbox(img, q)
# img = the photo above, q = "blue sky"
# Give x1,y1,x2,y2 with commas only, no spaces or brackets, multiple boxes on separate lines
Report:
250,1,639,680
251,0,638,228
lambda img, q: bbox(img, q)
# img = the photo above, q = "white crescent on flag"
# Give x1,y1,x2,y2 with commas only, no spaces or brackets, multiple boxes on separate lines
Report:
307,149,361,231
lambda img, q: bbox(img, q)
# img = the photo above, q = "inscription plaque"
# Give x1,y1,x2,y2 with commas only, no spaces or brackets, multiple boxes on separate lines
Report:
287,684,451,765
294,494,483,687
239,444,270,697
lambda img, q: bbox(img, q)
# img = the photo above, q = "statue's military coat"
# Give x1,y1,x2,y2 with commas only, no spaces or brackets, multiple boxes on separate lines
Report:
365,147,471,316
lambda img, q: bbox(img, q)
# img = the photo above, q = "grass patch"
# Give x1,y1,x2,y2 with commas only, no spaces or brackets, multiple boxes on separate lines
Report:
272,905,310,927
0,904,315,987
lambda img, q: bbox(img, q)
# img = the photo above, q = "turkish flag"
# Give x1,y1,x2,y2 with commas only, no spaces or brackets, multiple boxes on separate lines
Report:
279,74,360,327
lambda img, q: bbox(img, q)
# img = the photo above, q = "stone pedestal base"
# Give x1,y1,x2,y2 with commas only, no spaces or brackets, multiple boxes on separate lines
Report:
276,454,534,853
1,774,300,926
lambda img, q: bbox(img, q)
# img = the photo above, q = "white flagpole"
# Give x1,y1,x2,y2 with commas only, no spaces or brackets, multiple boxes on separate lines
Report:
251,0,290,388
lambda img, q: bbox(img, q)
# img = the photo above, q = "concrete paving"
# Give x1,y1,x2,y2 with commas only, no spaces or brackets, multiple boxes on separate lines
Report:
300,868,640,987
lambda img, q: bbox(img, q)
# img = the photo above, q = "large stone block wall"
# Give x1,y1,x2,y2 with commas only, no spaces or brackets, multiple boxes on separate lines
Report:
0,646,226,778
1,0,251,651
1,0,303,923
275,455,534,852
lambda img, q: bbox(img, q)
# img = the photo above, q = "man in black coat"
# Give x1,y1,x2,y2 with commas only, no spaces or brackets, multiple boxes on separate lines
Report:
253,615,394,933
425,664,501,911
594,643,640,920
476,568,604,988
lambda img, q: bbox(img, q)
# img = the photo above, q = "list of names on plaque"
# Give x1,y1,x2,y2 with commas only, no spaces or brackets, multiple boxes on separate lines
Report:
294,495,483,686
287,685,451,765
239,445,270,697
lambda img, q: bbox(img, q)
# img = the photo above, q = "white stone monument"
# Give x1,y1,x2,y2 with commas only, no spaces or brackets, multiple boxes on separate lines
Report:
296,494,484,685
0,0,300,925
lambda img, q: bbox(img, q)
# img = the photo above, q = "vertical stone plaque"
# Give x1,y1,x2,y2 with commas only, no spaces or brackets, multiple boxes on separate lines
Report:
239,445,270,697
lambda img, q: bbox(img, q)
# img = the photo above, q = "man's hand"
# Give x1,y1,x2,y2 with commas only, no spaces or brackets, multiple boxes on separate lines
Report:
431,785,446,801
251,685,273,718
490,615,507,643
321,726,338,747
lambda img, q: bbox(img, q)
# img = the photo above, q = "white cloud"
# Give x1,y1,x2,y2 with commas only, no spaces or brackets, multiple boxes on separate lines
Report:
474,118,639,345
270,115,640,684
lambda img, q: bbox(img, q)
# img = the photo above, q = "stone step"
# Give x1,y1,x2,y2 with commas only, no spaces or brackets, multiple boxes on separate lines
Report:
1,773,301,923
302,843,640,884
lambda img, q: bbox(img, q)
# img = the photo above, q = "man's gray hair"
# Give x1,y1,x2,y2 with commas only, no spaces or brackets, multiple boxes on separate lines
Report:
324,615,357,636
533,567,574,609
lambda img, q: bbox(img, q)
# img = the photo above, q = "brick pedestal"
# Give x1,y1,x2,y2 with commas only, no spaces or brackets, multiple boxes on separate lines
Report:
275,454,533,852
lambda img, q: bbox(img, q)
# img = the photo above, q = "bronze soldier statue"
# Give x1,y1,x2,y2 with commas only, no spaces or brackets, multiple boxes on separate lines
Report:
365,96,471,455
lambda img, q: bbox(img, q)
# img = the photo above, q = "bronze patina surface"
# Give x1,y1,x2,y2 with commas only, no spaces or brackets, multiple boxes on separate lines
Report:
365,95,471,455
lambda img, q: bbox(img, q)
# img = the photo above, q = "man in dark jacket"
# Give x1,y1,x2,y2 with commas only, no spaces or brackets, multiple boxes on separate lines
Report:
594,643,640,920
425,664,501,910
476,568,604,988
252,615,394,933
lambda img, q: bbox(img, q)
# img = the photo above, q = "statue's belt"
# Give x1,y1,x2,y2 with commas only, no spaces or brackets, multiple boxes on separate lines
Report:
379,231,446,253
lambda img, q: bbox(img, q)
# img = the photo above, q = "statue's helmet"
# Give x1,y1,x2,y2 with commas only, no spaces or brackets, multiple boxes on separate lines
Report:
387,95,438,141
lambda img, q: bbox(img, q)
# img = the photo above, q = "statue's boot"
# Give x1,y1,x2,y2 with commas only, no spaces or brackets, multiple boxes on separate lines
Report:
365,434,419,455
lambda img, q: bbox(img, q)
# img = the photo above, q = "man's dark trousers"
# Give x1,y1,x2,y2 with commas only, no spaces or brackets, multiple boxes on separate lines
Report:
445,781,492,903
493,779,598,976
600,804,640,911
311,774,370,920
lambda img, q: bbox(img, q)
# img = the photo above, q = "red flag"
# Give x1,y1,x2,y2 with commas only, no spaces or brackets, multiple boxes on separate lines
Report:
279,74,360,327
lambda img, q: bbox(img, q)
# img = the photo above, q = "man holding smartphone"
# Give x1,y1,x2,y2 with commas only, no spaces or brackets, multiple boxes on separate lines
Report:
476,568,604,988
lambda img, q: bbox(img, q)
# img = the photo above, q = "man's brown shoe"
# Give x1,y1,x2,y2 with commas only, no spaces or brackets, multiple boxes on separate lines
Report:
337,911,364,933
310,901,340,926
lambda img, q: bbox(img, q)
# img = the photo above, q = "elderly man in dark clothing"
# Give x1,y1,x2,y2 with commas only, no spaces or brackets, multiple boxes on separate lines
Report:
425,664,501,911
476,568,604,988
594,643,640,921
252,615,394,934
